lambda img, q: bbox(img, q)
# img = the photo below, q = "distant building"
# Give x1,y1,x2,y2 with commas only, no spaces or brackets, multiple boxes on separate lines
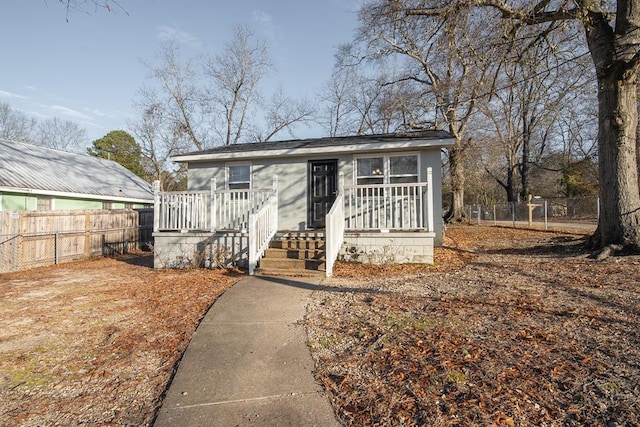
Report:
0,138,153,211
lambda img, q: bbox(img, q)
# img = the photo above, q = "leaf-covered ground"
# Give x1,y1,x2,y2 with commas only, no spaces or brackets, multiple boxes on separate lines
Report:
0,255,240,426
305,225,640,426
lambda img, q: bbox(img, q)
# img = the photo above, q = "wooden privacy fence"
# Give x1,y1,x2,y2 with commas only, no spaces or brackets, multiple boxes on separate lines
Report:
0,209,153,273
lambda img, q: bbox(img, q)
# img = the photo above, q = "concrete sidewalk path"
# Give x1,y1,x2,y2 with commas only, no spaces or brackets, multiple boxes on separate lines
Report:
153,275,341,427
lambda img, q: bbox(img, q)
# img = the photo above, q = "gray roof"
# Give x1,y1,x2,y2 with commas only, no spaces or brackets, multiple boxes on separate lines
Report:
0,138,153,203
173,130,455,162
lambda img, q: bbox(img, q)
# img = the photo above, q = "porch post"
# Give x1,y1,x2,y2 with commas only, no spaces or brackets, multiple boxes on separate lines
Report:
210,178,216,233
152,180,160,233
338,172,344,195
272,174,278,191
426,167,434,232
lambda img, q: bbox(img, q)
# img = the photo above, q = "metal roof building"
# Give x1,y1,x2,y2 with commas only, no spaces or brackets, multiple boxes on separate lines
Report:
0,138,153,211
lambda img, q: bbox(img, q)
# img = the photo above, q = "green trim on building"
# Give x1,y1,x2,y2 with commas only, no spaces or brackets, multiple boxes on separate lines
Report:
0,192,152,212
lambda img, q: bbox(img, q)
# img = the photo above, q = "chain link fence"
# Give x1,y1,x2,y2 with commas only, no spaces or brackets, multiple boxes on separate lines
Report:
0,226,153,273
465,197,599,232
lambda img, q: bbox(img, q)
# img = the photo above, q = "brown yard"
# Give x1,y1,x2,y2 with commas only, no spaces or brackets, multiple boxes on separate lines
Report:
307,225,640,426
0,256,240,426
1,225,639,426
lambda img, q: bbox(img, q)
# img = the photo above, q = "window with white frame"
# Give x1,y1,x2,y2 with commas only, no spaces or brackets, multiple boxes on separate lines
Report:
389,155,418,183
355,154,418,185
227,164,251,190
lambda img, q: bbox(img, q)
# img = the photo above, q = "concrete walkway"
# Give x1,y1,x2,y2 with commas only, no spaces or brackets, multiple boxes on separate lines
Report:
153,275,341,427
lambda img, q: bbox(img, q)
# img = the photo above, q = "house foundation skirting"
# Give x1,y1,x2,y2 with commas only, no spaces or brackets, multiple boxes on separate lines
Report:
152,231,248,269
152,230,435,270
341,231,435,264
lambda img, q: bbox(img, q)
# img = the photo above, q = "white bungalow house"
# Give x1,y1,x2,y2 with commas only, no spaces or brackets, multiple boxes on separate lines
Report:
152,130,454,276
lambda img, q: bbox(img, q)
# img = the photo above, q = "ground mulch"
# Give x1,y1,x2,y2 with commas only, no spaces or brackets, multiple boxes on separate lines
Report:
305,225,640,426
0,255,240,426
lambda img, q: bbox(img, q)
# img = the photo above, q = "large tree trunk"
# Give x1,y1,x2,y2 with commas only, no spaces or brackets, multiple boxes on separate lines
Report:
444,145,467,223
592,74,640,249
585,5,640,251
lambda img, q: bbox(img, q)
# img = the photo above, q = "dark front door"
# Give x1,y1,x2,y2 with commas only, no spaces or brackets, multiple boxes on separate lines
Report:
308,160,338,228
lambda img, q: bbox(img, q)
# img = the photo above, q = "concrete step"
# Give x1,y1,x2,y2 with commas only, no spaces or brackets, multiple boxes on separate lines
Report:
275,231,325,240
259,257,326,271
270,239,326,250
253,267,326,278
264,248,325,260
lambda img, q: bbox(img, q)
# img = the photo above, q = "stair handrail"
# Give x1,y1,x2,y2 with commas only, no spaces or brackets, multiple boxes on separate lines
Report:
248,176,278,275
325,172,345,277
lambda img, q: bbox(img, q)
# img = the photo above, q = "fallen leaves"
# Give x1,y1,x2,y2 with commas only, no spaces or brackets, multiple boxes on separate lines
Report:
0,255,240,426
306,225,640,426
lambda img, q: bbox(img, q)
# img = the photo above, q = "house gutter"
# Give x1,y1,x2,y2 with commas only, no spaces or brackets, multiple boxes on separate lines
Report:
0,186,153,205
172,138,455,163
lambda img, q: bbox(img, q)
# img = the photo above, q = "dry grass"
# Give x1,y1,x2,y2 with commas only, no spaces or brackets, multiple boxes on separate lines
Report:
0,255,241,426
306,225,640,426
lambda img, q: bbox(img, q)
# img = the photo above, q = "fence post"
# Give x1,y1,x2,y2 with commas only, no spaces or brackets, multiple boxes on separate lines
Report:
511,202,516,228
596,197,600,221
426,167,434,232
476,204,481,225
248,212,257,275
55,232,59,265
493,205,497,226
211,178,216,233
544,199,548,230
153,180,160,233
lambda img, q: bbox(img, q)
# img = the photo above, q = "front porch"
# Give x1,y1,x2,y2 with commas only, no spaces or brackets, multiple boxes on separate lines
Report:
152,170,436,276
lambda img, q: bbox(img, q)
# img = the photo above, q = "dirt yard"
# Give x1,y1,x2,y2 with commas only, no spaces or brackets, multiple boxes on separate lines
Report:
307,225,640,426
1,226,639,426
0,255,240,426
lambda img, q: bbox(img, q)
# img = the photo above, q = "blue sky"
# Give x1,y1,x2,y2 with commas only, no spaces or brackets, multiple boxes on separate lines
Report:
1,0,361,145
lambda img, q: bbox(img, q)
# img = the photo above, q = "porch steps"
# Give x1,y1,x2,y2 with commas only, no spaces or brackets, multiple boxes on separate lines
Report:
255,231,326,277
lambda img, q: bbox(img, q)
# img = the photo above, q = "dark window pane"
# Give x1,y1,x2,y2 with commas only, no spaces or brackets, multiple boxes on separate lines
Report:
357,157,384,177
390,155,417,176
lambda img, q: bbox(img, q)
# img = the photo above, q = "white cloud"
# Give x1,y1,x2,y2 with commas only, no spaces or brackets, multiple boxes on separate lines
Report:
0,90,28,99
84,108,109,118
157,25,201,48
49,105,92,121
251,10,283,53
23,85,38,91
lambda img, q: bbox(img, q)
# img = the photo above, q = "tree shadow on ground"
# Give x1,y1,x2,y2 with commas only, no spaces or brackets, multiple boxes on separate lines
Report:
478,236,589,258
257,274,392,296
113,253,154,268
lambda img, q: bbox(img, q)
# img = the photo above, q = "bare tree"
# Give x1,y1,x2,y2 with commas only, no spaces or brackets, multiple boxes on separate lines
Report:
36,117,88,152
56,0,127,21
141,26,314,149
143,41,207,150
406,0,640,253
250,86,315,142
202,25,271,145
129,88,188,190
320,47,435,137
0,102,36,142
478,28,592,202
356,2,502,222
0,103,88,153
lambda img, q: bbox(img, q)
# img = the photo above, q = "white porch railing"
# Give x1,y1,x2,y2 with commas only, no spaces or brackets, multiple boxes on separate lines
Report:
325,173,345,277
153,179,275,232
153,188,210,232
214,188,275,231
344,169,434,232
248,178,278,275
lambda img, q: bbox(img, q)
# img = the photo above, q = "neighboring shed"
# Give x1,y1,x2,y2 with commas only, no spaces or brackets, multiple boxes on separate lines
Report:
152,130,454,276
0,138,153,211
